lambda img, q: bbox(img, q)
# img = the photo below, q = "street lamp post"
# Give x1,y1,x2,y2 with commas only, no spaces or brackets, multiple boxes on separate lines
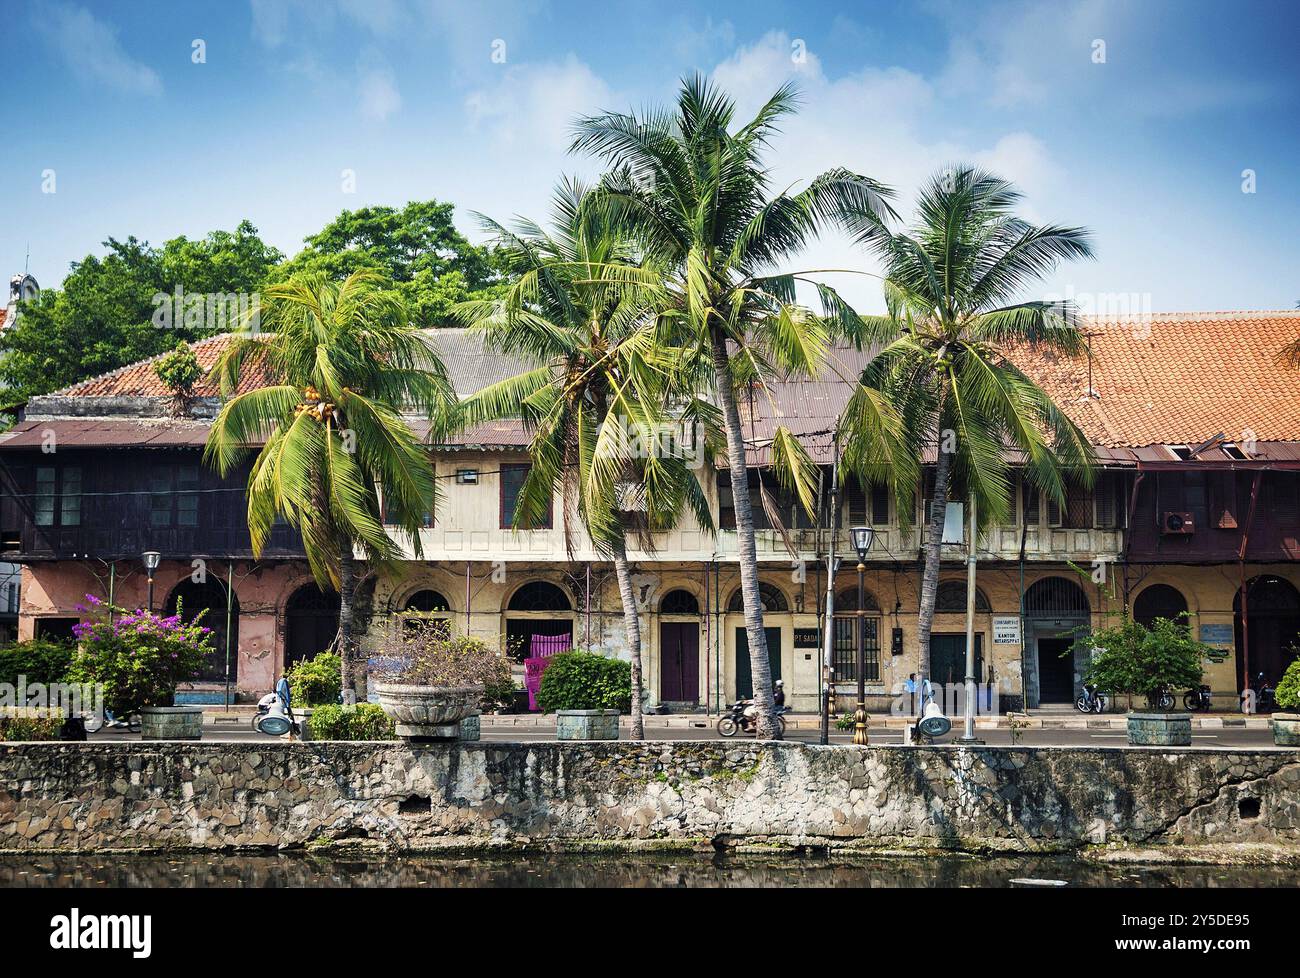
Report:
142,551,161,612
850,526,875,746
956,493,984,744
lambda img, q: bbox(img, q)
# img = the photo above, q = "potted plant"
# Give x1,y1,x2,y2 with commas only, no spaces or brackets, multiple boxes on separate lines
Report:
1272,654,1300,746
372,621,511,742
66,594,211,740
536,649,631,741
1075,615,1209,747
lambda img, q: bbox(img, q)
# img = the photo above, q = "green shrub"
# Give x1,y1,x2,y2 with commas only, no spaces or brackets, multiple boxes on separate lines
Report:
0,638,75,687
285,652,342,707
1277,654,1300,711
0,714,63,741
536,650,631,713
307,703,396,741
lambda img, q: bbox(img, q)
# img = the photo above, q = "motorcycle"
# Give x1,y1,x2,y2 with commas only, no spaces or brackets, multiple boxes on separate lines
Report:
1183,684,1213,712
1074,683,1107,714
1151,686,1176,711
1245,672,1277,714
717,700,787,738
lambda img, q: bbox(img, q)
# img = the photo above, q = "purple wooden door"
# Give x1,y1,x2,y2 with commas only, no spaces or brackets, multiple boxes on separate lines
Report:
660,622,699,703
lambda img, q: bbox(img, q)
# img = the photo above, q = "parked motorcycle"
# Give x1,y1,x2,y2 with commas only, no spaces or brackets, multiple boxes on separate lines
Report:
1152,686,1176,711
1074,683,1107,714
1183,684,1213,712
1244,672,1277,714
717,701,787,738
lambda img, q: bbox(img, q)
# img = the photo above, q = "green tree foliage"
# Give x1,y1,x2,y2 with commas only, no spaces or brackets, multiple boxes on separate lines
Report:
284,651,343,706
269,201,504,326
1077,615,1208,709
536,650,632,713
1276,654,1300,710
0,222,281,402
0,637,74,687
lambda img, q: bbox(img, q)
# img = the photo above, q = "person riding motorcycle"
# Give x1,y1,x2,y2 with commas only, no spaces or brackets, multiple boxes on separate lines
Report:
743,680,784,721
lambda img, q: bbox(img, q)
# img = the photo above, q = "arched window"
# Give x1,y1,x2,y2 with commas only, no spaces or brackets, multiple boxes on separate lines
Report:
507,581,572,612
1133,584,1188,628
835,588,881,612
660,589,700,614
167,578,238,683
403,590,450,613
935,581,991,613
727,583,788,613
1024,576,1090,617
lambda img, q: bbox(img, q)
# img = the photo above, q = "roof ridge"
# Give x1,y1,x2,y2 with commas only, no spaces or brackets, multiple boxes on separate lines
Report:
1081,310,1300,323
53,333,237,396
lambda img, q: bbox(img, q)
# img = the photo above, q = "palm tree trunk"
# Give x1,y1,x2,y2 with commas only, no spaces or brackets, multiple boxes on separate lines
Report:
710,328,778,739
916,440,953,716
610,536,644,739
338,541,358,705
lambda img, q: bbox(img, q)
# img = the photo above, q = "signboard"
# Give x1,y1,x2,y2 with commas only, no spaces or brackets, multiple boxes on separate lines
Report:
793,628,820,648
992,616,1021,645
1199,623,1233,645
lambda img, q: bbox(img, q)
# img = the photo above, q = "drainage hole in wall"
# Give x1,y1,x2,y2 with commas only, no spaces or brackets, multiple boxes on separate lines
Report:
399,794,432,816
1238,797,1261,820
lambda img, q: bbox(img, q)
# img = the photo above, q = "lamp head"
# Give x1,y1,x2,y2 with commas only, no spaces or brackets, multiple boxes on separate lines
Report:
850,525,874,561
141,550,161,573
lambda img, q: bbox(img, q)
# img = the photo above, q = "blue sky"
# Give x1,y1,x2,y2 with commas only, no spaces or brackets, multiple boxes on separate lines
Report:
4,0,1298,314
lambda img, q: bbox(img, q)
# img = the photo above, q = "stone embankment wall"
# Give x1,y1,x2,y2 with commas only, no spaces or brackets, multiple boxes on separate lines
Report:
1,742,1296,854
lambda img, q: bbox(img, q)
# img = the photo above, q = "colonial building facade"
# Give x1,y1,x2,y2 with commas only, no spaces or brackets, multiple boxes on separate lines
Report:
2,311,1298,712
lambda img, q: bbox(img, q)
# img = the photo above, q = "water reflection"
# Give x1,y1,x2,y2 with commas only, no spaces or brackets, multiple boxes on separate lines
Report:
0,852,1294,888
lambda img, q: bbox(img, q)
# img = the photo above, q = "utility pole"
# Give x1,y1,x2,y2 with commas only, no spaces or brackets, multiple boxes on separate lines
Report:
957,492,983,744
820,432,839,746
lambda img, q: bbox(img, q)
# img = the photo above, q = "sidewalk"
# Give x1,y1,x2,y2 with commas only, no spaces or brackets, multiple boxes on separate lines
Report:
196,705,1275,731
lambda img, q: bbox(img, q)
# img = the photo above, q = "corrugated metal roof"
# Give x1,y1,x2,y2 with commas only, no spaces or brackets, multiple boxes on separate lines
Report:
0,419,212,450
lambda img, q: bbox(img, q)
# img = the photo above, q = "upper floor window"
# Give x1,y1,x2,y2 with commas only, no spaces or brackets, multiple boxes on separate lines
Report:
35,465,81,528
500,464,552,530
719,471,819,531
150,464,199,527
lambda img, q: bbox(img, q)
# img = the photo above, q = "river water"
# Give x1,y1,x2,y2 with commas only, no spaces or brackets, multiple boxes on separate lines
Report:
0,852,1295,888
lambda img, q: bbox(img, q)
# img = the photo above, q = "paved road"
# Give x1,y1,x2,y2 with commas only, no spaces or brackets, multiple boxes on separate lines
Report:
86,726,1284,748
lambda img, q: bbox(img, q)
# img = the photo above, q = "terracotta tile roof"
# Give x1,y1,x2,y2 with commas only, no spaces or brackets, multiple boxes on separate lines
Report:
55,334,275,397
1007,311,1300,449
37,313,1300,457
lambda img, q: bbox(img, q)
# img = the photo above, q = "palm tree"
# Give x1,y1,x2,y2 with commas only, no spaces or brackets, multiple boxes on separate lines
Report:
446,179,711,738
570,76,903,738
204,271,451,701
838,165,1096,709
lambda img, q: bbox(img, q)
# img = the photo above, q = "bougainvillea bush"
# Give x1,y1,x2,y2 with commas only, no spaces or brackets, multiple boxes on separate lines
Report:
66,595,212,714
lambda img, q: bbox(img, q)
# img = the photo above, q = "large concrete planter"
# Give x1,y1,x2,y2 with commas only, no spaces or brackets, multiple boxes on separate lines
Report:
374,683,482,742
1272,713,1300,747
140,705,203,741
1127,712,1191,746
556,709,620,741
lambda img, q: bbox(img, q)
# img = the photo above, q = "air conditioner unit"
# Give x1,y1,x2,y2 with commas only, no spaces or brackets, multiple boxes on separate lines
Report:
1161,511,1195,535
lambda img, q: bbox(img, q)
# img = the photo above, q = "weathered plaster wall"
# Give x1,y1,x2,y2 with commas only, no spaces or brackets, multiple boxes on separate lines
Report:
1,742,1296,855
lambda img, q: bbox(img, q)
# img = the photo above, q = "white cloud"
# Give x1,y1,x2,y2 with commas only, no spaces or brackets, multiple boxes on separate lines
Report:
36,3,161,96
707,32,1070,311
465,55,619,154
358,61,402,121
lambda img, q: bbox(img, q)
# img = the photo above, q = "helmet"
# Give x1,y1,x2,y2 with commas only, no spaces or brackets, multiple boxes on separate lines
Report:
774,679,784,687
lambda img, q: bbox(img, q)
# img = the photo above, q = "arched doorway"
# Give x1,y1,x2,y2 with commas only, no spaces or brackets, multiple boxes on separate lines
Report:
659,589,701,705
1024,576,1091,706
503,580,574,662
284,583,340,668
1134,584,1188,629
1234,576,1300,692
166,578,238,683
